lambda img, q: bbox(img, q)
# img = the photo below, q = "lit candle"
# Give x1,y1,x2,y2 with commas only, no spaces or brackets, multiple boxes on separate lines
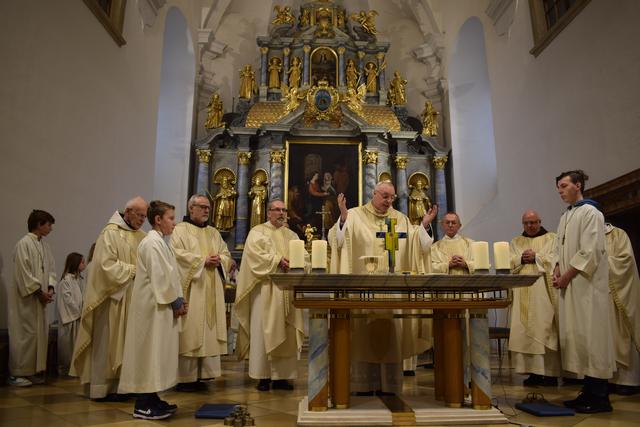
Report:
312,240,328,270
471,241,490,270
289,240,305,270
493,241,510,270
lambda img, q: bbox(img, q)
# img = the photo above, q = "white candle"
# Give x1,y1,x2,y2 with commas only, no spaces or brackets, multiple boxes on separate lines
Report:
312,240,328,270
471,241,490,270
289,240,305,269
493,241,510,270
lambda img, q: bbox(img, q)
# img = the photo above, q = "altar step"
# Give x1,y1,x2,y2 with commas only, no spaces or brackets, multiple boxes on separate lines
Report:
297,395,508,426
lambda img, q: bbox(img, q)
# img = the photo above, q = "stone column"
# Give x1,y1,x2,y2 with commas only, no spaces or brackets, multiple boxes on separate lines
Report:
432,155,448,238
269,149,286,202
282,47,290,86
363,150,378,203
195,148,211,194
337,46,345,88
234,151,252,249
377,52,387,105
303,45,311,87
259,47,269,101
394,155,408,215
357,51,365,81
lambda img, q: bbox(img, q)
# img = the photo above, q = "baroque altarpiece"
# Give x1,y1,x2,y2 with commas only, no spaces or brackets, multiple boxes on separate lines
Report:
191,0,450,250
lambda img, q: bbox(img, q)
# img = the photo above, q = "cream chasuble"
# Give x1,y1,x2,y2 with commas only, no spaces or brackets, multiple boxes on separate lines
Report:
57,274,83,375
235,222,305,363
555,204,614,379
118,230,183,393
508,232,561,376
327,203,433,365
430,234,476,275
605,224,640,386
8,233,56,376
70,211,145,397
171,222,232,379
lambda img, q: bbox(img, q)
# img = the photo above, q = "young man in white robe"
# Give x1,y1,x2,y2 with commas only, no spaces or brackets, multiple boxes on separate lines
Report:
508,210,561,386
605,223,640,395
56,252,86,376
170,194,235,391
70,197,147,401
553,169,615,413
118,200,186,420
235,199,306,391
8,209,56,387
327,181,437,394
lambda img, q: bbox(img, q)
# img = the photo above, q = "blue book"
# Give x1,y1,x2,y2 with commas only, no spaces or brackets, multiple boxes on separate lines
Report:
515,401,575,416
194,403,238,418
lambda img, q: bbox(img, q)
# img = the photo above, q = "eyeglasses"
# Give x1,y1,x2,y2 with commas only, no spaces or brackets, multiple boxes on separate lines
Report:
269,207,288,212
194,204,211,210
522,221,540,225
375,192,397,202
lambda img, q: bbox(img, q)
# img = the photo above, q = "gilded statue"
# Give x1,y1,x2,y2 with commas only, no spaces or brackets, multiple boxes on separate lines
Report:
299,9,310,27
204,93,224,129
341,83,366,115
408,178,432,226
288,56,302,89
345,58,360,90
388,71,407,106
281,83,304,115
337,9,345,28
272,5,295,25
364,61,385,94
303,224,317,244
350,10,379,35
249,176,267,229
268,57,282,89
421,100,439,137
239,65,257,100
214,176,237,231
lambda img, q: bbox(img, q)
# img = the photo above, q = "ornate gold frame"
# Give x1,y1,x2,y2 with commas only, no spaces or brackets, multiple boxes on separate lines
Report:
83,0,127,46
309,47,339,86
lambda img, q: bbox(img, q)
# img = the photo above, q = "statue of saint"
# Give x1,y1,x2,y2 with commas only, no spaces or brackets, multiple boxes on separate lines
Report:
239,65,257,100
214,176,237,231
421,100,439,137
288,57,302,89
345,58,360,90
388,71,407,106
364,61,384,94
304,224,317,244
268,57,282,89
349,10,379,35
249,176,267,229
408,178,432,225
272,5,295,25
204,93,224,129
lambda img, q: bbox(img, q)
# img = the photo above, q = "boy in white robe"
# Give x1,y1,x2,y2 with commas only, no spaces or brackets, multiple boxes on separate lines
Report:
118,201,186,420
56,252,86,376
8,209,56,387
553,170,614,413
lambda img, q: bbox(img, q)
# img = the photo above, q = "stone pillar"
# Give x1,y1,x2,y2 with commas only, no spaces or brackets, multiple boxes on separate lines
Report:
303,45,311,87
260,46,269,88
282,47,290,86
363,150,378,203
394,155,408,215
269,149,286,202
432,155,448,238
195,148,211,194
337,46,345,88
357,51,365,81
235,151,252,249
377,52,387,105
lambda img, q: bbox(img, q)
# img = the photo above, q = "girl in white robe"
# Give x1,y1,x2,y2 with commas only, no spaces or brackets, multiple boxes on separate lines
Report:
56,252,86,376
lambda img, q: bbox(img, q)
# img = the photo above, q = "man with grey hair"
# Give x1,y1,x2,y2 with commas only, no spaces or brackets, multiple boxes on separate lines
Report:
170,194,235,391
71,197,148,401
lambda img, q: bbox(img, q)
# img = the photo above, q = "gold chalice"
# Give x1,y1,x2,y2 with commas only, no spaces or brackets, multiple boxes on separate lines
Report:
360,255,382,274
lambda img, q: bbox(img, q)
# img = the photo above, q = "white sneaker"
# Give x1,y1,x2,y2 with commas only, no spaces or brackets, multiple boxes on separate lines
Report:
8,376,32,387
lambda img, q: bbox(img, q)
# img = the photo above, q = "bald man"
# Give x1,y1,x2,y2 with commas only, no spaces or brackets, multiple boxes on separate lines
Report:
71,197,148,401
508,210,561,386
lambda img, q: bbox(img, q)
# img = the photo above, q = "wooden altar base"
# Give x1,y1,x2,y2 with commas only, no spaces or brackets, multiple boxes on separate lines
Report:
297,395,508,426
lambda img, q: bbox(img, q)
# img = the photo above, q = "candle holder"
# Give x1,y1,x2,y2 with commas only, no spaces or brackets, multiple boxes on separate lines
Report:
289,267,305,274
474,268,490,275
494,269,511,275
312,267,327,274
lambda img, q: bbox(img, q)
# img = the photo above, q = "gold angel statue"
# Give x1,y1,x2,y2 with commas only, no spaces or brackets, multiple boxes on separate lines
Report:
304,224,317,244
281,83,305,115
341,83,366,115
421,100,439,137
272,5,295,25
350,10,379,35
388,71,407,106
204,93,224,129
239,65,257,100
214,176,237,231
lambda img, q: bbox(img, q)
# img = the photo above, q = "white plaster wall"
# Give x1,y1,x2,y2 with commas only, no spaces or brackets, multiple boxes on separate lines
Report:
0,0,199,328
439,0,640,245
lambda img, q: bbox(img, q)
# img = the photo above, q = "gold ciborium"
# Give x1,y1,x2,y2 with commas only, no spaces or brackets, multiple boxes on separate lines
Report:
360,255,383,274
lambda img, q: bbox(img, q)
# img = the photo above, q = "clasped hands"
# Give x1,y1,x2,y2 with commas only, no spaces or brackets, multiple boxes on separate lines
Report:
36,287,55,306
521,249,536,264
448,255,467,269
552,265,578,289
174,301,189,318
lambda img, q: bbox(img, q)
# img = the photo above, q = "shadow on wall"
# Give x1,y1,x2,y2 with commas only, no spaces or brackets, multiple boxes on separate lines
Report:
0,253,7,330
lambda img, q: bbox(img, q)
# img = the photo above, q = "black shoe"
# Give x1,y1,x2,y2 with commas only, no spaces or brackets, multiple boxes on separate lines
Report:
158,399,177,413
175,381,207,392
542,376,558,387
523,374,544,387
564,392,589,408
354,391,374,396
403,370,416,377
256,379,271,391
562,377,584,385
375,390,395,396
93,393,130,402
133,402,173,420
272,379,294,390
573,395,613,414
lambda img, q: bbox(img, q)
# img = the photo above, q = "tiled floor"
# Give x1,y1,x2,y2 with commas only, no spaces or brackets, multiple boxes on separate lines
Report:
1,354,639,426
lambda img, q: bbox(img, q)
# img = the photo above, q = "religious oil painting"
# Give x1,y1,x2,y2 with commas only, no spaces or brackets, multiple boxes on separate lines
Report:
285,139,362,240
